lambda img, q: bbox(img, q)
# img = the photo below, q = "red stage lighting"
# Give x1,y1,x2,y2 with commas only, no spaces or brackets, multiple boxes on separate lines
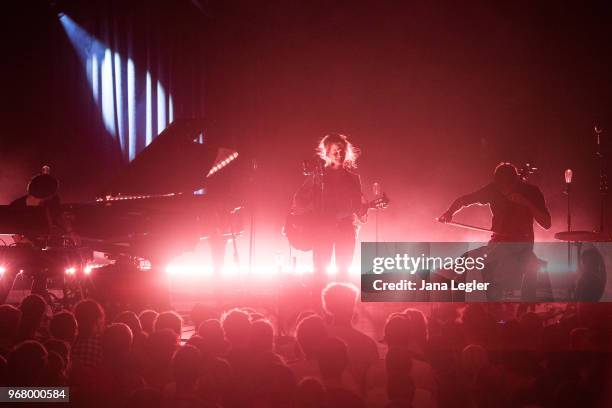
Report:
564,168,573,184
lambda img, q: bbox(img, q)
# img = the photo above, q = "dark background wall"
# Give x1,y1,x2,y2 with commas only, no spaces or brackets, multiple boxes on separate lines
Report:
2,0,611,264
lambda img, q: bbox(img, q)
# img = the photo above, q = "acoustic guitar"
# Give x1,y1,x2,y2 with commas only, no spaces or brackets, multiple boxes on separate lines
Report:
284,193,390,251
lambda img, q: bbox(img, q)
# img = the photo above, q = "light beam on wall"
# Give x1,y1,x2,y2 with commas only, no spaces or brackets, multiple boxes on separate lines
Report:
91,54,99,101
59,14,174,161
114,51,124,149
146,71,153,146
157,80,166,132
101,49,115,135
127,57,136,160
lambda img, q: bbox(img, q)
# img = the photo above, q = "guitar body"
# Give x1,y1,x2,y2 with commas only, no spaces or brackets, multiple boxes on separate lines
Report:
284,193,389,252
284,212,318,251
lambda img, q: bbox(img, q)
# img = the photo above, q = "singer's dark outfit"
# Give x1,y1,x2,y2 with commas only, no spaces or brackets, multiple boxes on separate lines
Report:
294,167,363,281
454,182,549,301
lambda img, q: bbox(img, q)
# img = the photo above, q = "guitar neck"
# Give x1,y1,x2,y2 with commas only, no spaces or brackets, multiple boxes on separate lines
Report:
367,193,389,210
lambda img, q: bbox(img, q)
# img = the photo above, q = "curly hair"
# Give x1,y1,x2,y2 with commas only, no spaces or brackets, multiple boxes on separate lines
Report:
316,133,360,169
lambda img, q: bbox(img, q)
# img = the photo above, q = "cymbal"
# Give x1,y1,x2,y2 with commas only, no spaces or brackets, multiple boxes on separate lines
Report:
554,230,610,242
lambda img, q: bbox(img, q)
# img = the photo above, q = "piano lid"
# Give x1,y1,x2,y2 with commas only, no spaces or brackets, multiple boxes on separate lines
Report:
102,119,235,196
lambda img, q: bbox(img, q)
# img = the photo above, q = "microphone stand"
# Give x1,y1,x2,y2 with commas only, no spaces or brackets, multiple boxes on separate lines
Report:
563,175,571,266
595,126,609,238
375,211,379,256
248,159,258,279
373,182,380,259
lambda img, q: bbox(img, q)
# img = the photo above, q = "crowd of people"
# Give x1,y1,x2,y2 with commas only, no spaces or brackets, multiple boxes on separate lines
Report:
1,282,612,407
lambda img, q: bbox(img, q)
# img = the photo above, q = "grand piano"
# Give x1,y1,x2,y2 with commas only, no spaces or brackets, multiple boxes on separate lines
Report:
0,118,242,273
64,119,242,265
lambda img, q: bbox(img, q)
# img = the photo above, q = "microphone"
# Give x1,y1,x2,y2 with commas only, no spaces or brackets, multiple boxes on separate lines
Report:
372,182,381,197
595,125,602,150
302,160,309,176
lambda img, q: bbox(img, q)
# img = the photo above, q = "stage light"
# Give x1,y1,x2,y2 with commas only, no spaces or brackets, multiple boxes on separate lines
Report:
250,265,282,278
59,14,106,106
222,264,240,277
0,266,5,276
564,169,573,184
165,264,176,275
275,253,284,267
65,267,76,275
294,265,313,275
165,263,214,277
207,151,240,177
322,263,361,276
164,258,359,280
326,264,338,276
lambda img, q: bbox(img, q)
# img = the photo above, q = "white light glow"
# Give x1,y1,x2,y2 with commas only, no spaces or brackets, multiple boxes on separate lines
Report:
91,54,99,102
145,71,152,145
163,261,359,279
127,58,136,161
101,49,115,135
326,264,338,276
157,80,166,134
114,51,124,149
166,263,213,277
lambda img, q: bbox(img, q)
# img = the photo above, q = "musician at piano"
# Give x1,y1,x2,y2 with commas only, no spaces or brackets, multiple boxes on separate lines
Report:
292,133,368,282
437,162,551,300
0,168,79,303
8,167,79,246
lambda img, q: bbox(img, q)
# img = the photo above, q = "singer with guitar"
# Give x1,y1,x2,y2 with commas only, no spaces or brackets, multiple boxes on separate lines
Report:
287,133,387,282
437,162,551,300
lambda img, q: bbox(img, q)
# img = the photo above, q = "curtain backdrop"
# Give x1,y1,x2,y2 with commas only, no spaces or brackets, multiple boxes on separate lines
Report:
58,0,208,163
